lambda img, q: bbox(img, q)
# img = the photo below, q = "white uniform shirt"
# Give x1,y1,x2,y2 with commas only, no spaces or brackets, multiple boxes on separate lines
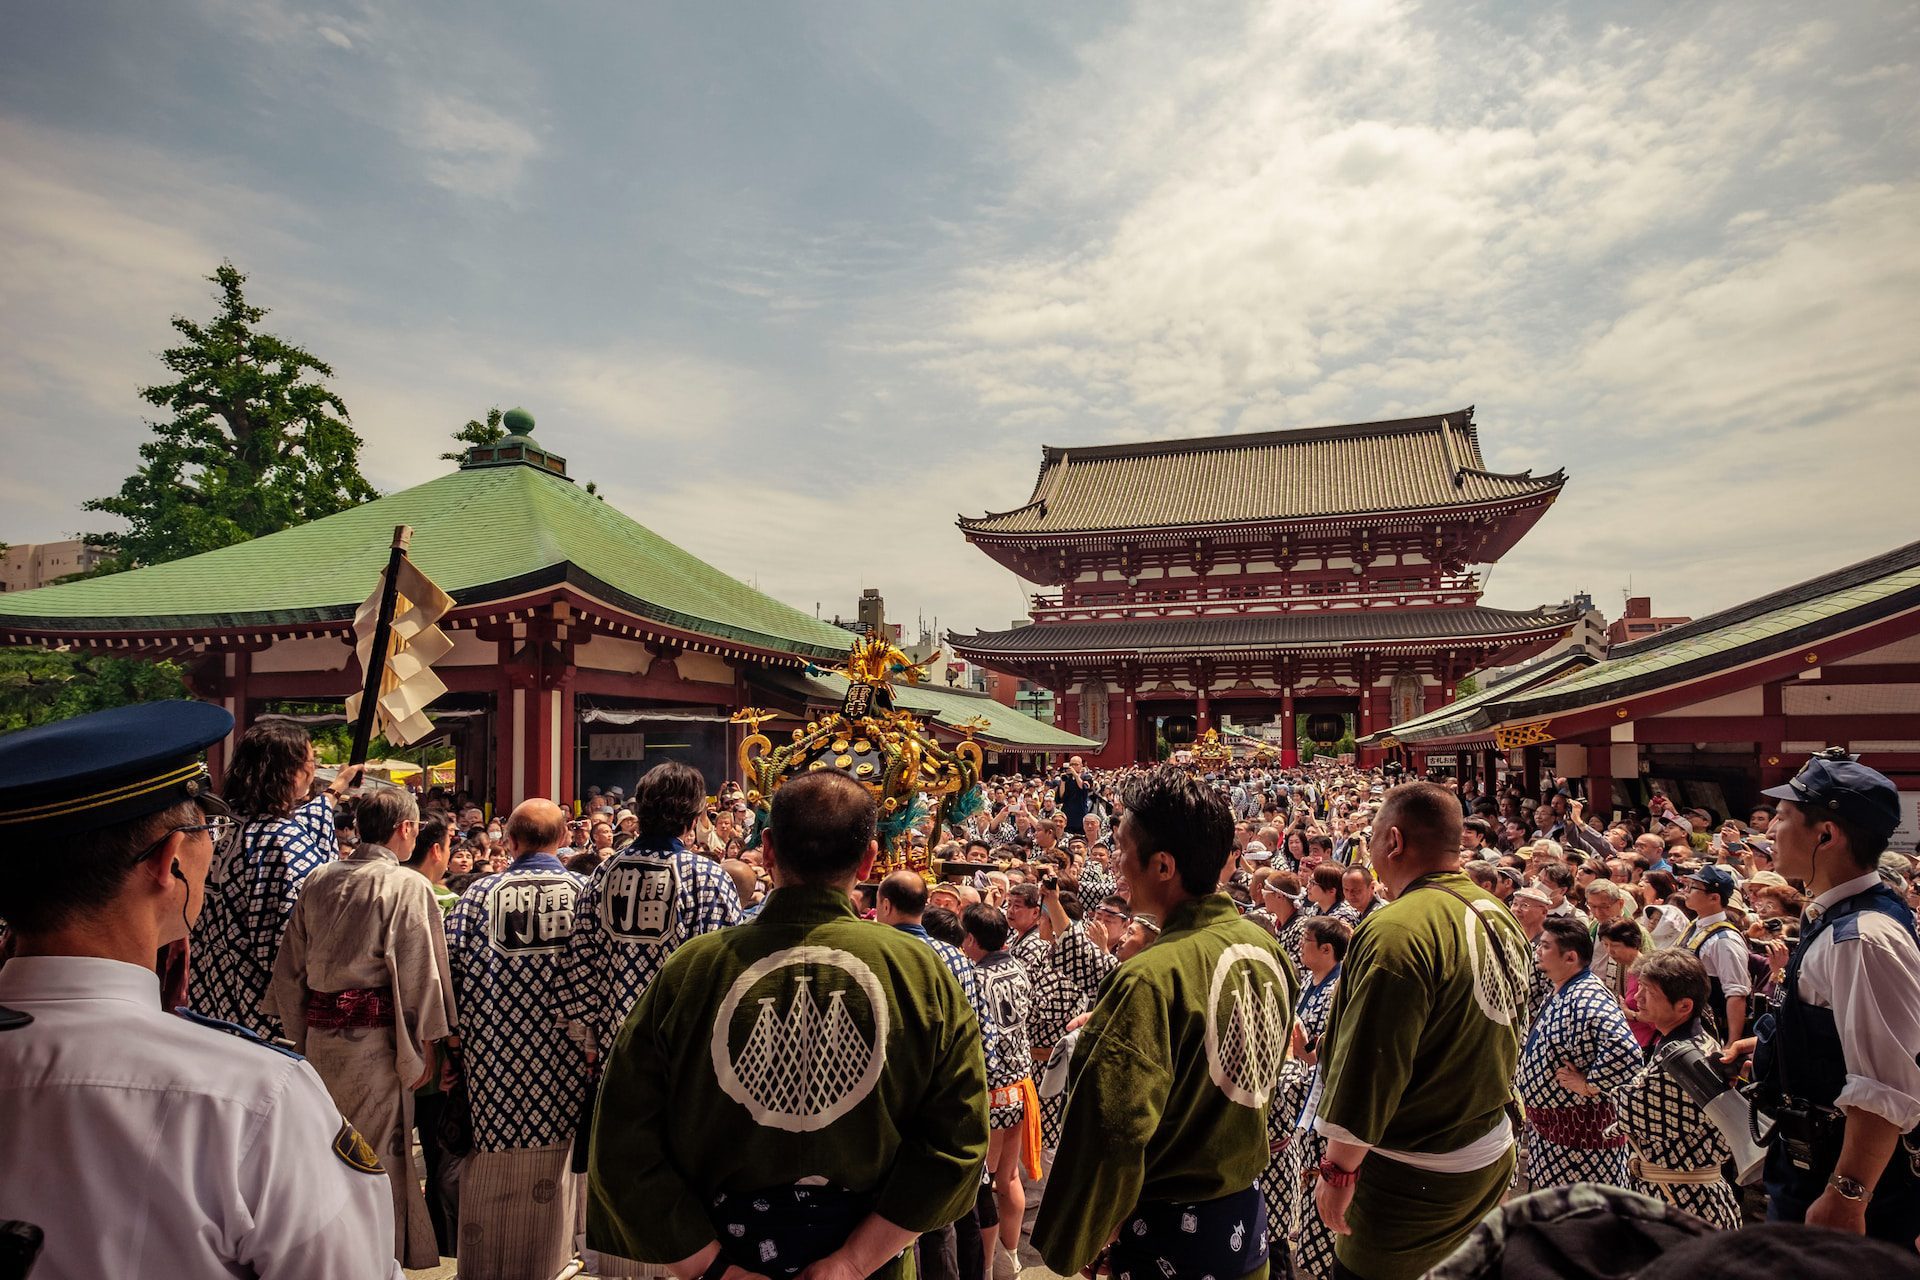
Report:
0,956,402,1280
1680,910,1752,999
1792,872,1920,1131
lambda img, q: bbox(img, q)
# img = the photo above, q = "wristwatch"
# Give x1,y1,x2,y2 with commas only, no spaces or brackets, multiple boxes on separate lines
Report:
1827,1172,1872,1202
1317,1157,1359,1188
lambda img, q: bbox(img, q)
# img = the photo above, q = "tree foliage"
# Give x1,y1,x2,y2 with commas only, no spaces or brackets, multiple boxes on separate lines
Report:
83,262,377,568
1453,673,1480,698
441,405,508,462
0,649,190,734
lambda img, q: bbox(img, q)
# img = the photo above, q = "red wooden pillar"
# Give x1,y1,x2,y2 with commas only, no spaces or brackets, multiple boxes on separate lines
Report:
1280,685,1297,768
494,640,522,814
1196,687,1212,735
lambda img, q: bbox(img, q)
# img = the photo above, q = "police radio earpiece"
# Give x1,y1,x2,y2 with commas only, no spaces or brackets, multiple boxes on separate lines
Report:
170,860,187,885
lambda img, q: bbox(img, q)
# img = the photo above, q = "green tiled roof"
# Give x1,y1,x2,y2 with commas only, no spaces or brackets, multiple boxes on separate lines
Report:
754,668,1098,753
1494,542,1920,720
1369,541,1920,741
0,461,855,660
960,407,1564,536
1359,650,1596,745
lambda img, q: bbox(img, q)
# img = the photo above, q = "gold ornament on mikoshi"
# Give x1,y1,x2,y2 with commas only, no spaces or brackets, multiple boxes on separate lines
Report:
732,636,985,876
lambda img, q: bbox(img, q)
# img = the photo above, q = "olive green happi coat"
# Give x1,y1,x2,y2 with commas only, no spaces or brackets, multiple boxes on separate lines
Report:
588,884,989,1278
1034,894,1297,1277
1314,871,1529,1280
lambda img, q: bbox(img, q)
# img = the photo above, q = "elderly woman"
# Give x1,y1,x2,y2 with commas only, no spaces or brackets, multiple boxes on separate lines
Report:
190,719,361,1038
1608,950,1744,1229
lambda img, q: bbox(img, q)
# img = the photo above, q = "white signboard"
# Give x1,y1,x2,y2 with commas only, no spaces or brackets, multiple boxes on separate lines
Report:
590,732,646,762
1890,790,1920,851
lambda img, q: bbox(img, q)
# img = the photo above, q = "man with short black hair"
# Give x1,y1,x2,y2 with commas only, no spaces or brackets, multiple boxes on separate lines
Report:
1034,765,1294,1280
589,771,989,1280
1004,881,1049,975
1746,751,1920,1242
1516,916,1640,1193
1310,781,1531,1279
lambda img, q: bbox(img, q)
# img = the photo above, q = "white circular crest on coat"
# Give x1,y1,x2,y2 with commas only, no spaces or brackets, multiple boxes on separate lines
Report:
1463,899,1530,1027
1204,943,1289,1108
710,945,890,1132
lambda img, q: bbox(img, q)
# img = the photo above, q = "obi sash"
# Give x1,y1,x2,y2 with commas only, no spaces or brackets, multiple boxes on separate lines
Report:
304,986,394,1030
1526,1101,1626,1150
706,1183,875,1280
1109,1184,1267,1280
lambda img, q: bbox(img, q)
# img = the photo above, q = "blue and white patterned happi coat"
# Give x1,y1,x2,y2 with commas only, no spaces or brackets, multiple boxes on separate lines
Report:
1517,970,1641,1190
555,838,742,1056
188,795,338,1037
445,852,589,1151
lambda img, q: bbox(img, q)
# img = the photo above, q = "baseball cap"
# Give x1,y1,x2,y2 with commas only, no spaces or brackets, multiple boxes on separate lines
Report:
1761,748,1902,839
1686,865,1736,898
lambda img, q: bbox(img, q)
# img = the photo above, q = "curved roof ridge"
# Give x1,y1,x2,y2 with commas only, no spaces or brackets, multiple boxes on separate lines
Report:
1034,406,1476,464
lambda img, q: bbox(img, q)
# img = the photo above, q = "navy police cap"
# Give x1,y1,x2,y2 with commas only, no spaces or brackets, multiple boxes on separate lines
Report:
1760,747,1901,840
0,700,233,841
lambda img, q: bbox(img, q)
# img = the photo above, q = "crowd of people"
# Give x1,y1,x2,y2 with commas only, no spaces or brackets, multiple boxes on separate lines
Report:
4,702,1920,1280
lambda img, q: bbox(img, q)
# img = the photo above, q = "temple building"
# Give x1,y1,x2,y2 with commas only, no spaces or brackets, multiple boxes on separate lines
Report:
0,413,1091,807
949,408,1579,766
1363,539,1920,828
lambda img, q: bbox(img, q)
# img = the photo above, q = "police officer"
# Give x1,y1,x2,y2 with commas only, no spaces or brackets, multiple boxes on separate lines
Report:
0,702,401,1279
1744,748,1920,1243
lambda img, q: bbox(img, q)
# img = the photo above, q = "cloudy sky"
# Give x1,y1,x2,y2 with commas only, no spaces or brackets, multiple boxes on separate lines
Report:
5,0,1917,640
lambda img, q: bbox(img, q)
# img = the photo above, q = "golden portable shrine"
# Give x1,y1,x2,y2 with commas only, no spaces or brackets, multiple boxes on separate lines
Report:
1191,728,1233,770
732,635,988,875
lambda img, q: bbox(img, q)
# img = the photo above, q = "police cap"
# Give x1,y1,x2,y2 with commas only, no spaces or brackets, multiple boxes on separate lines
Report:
1683,864,1736,899
1760,747,1901,840
0,700,233,842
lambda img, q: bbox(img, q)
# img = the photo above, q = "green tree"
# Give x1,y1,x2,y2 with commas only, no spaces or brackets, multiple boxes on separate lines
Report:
0,648,190,734
83,262,377,568
441,405,508,461
1453,673,1480,698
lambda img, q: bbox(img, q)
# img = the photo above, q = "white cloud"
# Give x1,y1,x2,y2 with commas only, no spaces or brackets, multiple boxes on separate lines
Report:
410,93,542,197
914,0,1920,618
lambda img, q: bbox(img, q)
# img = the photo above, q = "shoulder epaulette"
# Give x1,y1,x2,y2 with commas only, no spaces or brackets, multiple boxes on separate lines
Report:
173,1007,304,1059
1831,914,1864,943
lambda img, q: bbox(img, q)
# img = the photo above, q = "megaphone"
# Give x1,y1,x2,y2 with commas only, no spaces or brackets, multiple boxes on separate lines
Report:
1652,1039,1773,1185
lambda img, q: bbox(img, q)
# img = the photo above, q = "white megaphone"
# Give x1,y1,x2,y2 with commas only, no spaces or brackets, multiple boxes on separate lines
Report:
1652,1039,1772,1185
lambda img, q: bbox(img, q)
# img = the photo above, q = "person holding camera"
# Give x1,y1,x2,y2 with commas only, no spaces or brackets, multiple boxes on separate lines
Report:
1743,750,1920,1243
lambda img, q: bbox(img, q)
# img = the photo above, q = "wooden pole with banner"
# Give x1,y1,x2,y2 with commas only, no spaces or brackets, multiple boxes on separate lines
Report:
348,525,414,767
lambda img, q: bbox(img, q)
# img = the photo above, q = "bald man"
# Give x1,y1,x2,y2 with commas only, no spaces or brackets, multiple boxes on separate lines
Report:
443,798,591,1279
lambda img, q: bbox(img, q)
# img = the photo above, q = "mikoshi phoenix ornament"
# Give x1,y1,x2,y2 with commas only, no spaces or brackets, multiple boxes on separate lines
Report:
732,635,987,875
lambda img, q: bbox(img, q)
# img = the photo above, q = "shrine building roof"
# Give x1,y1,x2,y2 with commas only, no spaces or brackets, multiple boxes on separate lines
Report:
958,407,1564,538
949,602,1581,660
0,421,856,663
1368,538,1920,745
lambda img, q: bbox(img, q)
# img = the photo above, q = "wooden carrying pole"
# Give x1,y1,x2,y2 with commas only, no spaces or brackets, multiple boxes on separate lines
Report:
348,525,413,767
